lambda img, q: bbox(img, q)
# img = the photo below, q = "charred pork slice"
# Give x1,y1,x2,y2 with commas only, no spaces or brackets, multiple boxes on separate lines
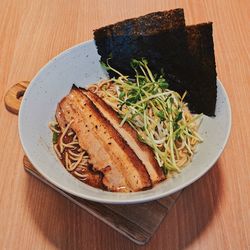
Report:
82,89,165,184
57,87,151,192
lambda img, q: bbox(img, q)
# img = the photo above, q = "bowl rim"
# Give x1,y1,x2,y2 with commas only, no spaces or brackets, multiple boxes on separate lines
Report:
18,40,232,204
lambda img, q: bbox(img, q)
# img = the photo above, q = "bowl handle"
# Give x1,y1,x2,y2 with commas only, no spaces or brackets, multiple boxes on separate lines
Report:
4,81,30,115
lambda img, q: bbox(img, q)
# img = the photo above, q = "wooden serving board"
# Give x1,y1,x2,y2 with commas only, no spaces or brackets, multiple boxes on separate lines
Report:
5,82,182,245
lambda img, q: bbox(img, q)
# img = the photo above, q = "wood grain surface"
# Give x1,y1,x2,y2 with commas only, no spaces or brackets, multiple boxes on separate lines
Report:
0,0,249,249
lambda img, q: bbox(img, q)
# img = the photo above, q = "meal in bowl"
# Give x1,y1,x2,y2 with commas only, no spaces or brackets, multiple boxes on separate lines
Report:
49,8,217,192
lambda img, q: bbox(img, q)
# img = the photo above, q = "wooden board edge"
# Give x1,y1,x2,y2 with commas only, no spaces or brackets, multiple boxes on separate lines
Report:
23,155,182,245
24,163,150,245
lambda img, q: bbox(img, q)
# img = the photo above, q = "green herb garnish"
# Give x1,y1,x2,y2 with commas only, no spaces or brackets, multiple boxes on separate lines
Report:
52,132,59,144
101,58,202,175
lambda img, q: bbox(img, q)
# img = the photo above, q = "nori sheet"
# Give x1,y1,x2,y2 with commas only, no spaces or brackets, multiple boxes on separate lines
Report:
94,9,217,116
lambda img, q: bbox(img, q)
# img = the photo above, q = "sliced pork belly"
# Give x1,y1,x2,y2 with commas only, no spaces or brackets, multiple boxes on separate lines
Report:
82,89,165,184
55,105,67,129
57,86,151,192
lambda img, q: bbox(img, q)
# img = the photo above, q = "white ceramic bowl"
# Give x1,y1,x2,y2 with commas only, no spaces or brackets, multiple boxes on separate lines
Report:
19,40,231,204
